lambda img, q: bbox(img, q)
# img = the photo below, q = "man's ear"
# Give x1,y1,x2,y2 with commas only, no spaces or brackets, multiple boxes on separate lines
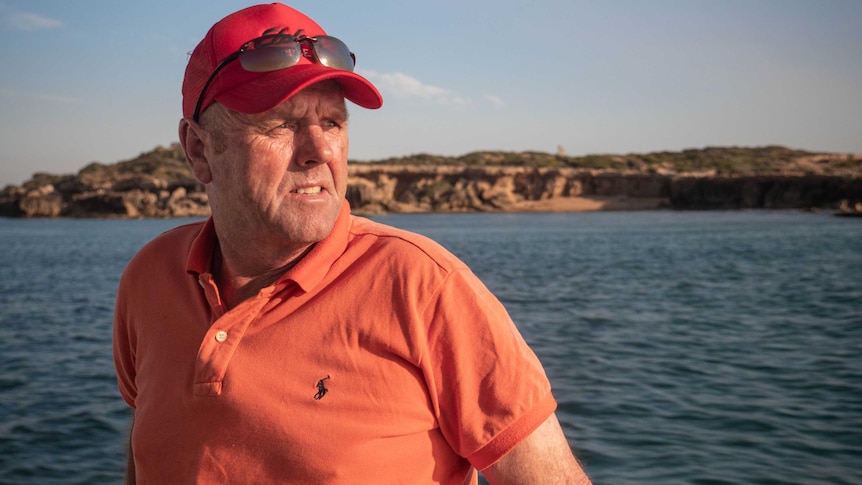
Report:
179,118,213,184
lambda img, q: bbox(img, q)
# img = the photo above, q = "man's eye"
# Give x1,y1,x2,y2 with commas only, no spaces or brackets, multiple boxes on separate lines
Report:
277,121,299,130
324,119,343,129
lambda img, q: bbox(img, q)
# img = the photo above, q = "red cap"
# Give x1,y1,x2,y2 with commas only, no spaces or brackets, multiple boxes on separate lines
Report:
182,3,382,119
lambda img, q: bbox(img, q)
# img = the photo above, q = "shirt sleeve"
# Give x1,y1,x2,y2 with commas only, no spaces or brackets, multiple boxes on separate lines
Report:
420,267,556,470
113,267,138,408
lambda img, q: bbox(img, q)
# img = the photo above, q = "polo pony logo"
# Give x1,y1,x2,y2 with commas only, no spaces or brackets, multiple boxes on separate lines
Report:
314,375,330,400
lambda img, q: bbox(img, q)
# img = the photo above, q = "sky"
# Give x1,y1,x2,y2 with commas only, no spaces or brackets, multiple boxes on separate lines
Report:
1,0,860,186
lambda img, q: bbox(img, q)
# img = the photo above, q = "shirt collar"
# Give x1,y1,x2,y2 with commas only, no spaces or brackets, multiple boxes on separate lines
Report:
186,217,217,276
281,200,351,293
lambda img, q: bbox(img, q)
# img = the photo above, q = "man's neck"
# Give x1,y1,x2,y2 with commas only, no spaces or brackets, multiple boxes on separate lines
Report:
212,240,314,309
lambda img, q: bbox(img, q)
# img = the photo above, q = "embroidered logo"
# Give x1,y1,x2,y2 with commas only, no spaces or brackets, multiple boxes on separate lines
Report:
255,27,298,47
314,375,330,400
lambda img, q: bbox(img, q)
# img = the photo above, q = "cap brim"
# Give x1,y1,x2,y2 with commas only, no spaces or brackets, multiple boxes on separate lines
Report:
214,64,382,115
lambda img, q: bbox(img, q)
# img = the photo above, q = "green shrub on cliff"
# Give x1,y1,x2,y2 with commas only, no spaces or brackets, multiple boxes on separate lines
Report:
362,146,846,173
634,146,816,174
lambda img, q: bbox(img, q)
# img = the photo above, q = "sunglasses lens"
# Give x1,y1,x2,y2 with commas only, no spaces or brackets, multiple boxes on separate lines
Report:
239,45,302,72
312,36,355,71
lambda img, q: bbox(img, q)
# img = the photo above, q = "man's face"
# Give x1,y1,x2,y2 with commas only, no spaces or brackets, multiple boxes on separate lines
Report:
202,81,349,248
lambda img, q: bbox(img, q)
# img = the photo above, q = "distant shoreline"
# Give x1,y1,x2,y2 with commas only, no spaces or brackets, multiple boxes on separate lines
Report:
2,144,860,218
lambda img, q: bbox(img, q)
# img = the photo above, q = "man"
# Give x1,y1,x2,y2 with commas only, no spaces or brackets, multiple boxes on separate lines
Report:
113,3,592,484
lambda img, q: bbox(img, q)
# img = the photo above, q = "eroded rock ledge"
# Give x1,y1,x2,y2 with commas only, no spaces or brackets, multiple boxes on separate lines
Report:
1,144,860,218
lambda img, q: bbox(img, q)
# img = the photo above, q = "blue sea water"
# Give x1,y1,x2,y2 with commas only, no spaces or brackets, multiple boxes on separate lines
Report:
0,211,860,485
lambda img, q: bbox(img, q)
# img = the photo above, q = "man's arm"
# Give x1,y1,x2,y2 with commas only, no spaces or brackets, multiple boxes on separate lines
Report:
125,412,136,485
482,413,592,485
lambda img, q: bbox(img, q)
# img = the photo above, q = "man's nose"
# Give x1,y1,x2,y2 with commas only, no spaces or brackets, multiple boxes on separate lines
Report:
294,125,333,168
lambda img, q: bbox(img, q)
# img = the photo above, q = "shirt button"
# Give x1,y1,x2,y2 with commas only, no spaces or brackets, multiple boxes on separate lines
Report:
215,330,228,342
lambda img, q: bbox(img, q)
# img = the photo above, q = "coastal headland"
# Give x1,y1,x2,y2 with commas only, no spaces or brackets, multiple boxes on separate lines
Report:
1,144,860,218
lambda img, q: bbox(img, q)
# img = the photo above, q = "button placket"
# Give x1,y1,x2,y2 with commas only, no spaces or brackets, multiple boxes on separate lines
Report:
193,295,270,397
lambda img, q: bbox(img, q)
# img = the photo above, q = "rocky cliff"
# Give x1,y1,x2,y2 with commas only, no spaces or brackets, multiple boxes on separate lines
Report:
1,144,860,218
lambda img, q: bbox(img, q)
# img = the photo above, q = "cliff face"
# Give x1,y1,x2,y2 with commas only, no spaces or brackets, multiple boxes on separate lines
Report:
668,174,862,210
0,145,209,218
346,165,862,214
2,144,860,218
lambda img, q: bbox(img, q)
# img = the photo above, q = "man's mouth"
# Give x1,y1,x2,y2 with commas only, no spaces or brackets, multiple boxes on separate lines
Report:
294,186,322,195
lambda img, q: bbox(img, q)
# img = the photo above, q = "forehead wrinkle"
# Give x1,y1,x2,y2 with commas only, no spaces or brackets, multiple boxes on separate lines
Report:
264,87,347,125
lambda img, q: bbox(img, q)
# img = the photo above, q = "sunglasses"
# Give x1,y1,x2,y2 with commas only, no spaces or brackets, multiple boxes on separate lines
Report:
192,29,356,122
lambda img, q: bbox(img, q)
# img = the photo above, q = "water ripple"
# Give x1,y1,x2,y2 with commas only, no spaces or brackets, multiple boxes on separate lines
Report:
2,213,861,485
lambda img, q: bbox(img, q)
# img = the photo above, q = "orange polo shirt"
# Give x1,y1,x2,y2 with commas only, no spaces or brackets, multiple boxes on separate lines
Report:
113,202,556,484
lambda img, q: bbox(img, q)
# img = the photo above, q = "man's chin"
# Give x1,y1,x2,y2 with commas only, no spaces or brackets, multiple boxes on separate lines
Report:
273,203,341,243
